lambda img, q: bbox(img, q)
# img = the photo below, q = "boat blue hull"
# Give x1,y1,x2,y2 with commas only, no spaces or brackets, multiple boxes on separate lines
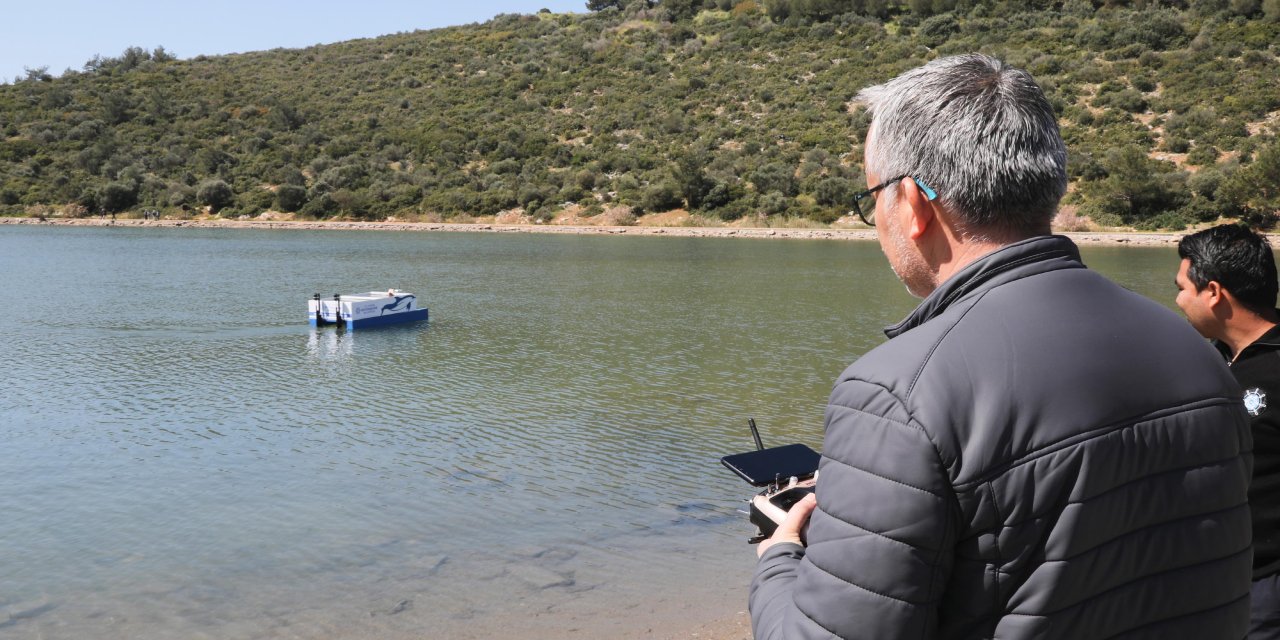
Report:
346,308,428,329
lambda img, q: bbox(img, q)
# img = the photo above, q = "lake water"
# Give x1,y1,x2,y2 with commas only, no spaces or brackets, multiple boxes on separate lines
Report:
0,226,1183,639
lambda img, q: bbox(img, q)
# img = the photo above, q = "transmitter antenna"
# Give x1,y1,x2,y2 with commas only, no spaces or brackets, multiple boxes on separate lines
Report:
748,418,765,452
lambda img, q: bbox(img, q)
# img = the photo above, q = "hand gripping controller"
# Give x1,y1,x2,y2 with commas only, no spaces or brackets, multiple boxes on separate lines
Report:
720,419,820,544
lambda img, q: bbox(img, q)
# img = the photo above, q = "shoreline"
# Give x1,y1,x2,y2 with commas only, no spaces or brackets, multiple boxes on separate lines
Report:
0,216,1187,246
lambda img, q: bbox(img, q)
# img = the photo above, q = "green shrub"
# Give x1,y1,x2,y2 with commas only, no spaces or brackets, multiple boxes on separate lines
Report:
918,14,959,46
196,180,235,211
1218,140,1280,224
760,191,789,215
1133,208,1192,230
1131,75,1158,92
1186,144,1220,166
99,181,137,212
300,193,337,218
0,138,37,162
239,188,275,213
1077,145,1189,225
166,185,194,207
276,185,307,212
639,181,683,213
813,176,855,208
1178,196,1231,223
1093,89,1148,113
751,162,798,197
703,180,743,210
1188,169,1225,199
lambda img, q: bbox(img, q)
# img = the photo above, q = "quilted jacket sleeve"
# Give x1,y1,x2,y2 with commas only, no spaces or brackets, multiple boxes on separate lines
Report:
750,378,958,640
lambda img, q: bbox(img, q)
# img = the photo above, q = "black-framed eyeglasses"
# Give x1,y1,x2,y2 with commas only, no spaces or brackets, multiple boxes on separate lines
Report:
855,174,936,226
851,174,908,227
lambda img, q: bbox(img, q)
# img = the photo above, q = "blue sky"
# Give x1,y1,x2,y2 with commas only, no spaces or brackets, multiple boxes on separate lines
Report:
1,1,586,82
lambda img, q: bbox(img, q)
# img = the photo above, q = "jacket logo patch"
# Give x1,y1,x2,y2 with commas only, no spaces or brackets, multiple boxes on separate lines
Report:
1244,388,1268,416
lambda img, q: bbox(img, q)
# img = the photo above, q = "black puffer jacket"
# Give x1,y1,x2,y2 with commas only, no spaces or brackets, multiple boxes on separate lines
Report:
751,235,1253,639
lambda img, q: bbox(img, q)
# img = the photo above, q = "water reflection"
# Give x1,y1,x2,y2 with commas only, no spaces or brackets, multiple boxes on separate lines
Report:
307,327,355,360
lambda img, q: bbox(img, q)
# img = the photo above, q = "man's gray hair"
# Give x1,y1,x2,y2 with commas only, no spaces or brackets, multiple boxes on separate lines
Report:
856,54,1067,238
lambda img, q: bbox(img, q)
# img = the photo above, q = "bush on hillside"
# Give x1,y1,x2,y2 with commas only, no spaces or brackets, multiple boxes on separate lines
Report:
196,180,234,212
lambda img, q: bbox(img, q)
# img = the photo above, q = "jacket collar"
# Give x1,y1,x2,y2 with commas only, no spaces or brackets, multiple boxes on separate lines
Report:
1252,320,1280,348
1214,316,1280,361
884,235,1085,339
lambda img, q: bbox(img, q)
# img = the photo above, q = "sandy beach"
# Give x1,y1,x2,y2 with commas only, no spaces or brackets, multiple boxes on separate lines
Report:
1,216,1189,246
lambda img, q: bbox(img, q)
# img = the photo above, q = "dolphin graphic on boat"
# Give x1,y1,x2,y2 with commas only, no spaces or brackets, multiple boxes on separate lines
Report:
381,295,414,316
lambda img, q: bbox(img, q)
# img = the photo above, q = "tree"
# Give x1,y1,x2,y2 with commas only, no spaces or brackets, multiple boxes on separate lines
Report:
1231,0,1260,14
586,0,624,9
760,191,789,215
640,181,683,212
101,91,133,125
118,46,151,71
762,0,792,20
908,0,936,15
196,179,234,212
99,181,137,212
751,162,798,197
22,66,52,83
152,46,176,63
671,152,713,209
1219,141,1280,225
1265,0,1280,20
1079,146,1188,224
268,101,304,132
0,184,20,205
703,180,742,210
917,14,959,45
663,0,706,19
814,177,855,209
276,185,307,212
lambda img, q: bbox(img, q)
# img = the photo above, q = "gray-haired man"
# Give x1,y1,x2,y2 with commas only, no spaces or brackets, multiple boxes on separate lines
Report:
749,54,1253,639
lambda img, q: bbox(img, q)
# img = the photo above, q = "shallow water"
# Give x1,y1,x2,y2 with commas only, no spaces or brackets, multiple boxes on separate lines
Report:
0,227,1181,638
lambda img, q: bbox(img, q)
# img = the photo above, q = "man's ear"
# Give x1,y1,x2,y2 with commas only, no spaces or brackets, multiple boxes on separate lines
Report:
1204,280,1225,307
900,177,935,241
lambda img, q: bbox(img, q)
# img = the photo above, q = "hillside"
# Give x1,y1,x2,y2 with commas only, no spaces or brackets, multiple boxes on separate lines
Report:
1,1,1278,230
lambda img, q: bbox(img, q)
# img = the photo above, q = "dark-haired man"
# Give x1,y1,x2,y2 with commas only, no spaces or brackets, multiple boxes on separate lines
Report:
748,54,1253,639
1178,223,1280,639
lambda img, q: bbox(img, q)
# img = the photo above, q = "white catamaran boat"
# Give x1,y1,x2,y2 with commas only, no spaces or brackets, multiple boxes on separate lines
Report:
309,290,429,329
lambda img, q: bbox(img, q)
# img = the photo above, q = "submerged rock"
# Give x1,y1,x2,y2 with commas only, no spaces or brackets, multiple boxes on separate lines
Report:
508,564,575,590
0,601,58,629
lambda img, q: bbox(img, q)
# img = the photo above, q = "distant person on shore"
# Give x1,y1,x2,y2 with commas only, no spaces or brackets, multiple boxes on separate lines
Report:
1177,223,1280,638
749,53,1252,639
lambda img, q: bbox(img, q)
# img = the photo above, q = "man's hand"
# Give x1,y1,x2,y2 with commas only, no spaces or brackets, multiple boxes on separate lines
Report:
757,493,818,558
